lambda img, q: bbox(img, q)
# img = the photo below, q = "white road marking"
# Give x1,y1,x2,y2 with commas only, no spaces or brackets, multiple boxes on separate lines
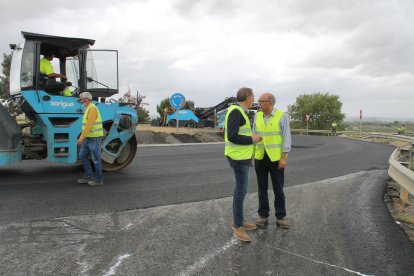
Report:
102,254,131,276
269,246,373,276
75,244,91,276
179,238,238,276
120,223,134,231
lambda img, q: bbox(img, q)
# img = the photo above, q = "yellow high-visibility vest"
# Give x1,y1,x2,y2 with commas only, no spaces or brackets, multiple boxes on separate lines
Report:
224,105,254,160
62,87,72,97
254,110,284,162
40,57,53,75
82,103,104,137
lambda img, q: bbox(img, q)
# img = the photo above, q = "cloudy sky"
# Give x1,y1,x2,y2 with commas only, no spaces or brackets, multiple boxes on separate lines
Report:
1,0,413,119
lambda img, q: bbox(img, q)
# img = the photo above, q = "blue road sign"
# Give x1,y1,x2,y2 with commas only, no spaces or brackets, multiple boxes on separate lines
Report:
170,93,186,109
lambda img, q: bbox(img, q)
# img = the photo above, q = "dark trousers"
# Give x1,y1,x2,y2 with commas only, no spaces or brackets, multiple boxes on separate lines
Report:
46,79,67,95
254,152,286,219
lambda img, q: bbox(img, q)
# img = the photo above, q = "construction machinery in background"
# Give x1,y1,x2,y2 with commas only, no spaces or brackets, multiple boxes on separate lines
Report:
163,97,238,128
0,32,138,171
163,97,259,128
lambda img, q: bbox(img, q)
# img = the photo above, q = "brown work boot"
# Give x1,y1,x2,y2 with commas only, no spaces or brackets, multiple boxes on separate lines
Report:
77,178,93,184
232,227,252,242
255,216,269,227
243,223,257,231
276,218,289,229
87,180,103,186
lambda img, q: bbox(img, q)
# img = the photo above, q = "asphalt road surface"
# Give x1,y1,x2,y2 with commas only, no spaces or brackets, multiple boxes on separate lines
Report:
1,136,413,275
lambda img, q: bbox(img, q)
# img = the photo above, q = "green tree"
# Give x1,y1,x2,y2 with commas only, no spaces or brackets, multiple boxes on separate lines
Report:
0,53,14,113
288,92,345,130
156,97,172,124
137,106,150,123
118,90,150,123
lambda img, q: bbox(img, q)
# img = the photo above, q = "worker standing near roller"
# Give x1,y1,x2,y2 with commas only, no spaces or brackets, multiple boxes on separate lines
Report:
77,92,104,186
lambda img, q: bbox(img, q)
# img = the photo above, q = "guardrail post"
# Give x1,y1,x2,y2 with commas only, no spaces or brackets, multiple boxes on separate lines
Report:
399,142,414,203
400,187,409,203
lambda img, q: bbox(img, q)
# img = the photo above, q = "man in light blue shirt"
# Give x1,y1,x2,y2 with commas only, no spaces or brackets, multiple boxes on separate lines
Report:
253,107,291,154
253,93,291,229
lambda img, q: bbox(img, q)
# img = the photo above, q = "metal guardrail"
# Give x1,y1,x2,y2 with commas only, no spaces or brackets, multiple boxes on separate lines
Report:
291,129,331,135
365,132,414,143
364,133,414,200
291,129,389,136
389,148,414,197
291,129,414,138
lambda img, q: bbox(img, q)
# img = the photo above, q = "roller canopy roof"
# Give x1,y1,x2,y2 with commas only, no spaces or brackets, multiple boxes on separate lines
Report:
22,31,95,58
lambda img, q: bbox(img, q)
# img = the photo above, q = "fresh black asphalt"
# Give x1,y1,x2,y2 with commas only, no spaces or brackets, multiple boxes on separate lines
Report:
1,136,414,275
0,136,394,223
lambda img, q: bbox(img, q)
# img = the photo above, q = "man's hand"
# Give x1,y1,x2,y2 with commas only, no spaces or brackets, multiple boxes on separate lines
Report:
278,153,288,169
77,137,83,145
252,134,262,143
278,158,287,169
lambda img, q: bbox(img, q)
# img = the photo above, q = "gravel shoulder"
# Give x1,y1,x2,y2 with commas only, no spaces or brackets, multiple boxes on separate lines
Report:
385,181,414,243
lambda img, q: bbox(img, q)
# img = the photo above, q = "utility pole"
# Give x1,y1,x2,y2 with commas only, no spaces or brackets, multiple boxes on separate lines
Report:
306,114,310,136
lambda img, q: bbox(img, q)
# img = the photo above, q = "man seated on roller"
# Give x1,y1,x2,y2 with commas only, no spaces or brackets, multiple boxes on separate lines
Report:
40,52,72,96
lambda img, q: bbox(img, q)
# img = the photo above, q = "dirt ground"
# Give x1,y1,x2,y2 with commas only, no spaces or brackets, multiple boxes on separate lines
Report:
135,126,414,243
384,181,414,243
135,124,224,144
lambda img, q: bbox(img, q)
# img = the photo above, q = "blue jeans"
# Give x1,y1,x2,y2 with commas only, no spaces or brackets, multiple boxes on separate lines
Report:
79,137,103,182
227,158,250,228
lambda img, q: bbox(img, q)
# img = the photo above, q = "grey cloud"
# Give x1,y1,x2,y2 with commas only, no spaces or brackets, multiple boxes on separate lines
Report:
0,0,103,23
302,16,414,76
1,0,413,118
348,22,414,76
172,0,199,16
172,0,239,18
268,0,414,78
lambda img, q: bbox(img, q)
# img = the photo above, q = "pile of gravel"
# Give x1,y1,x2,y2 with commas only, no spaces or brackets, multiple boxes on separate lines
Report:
135,130,224,144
